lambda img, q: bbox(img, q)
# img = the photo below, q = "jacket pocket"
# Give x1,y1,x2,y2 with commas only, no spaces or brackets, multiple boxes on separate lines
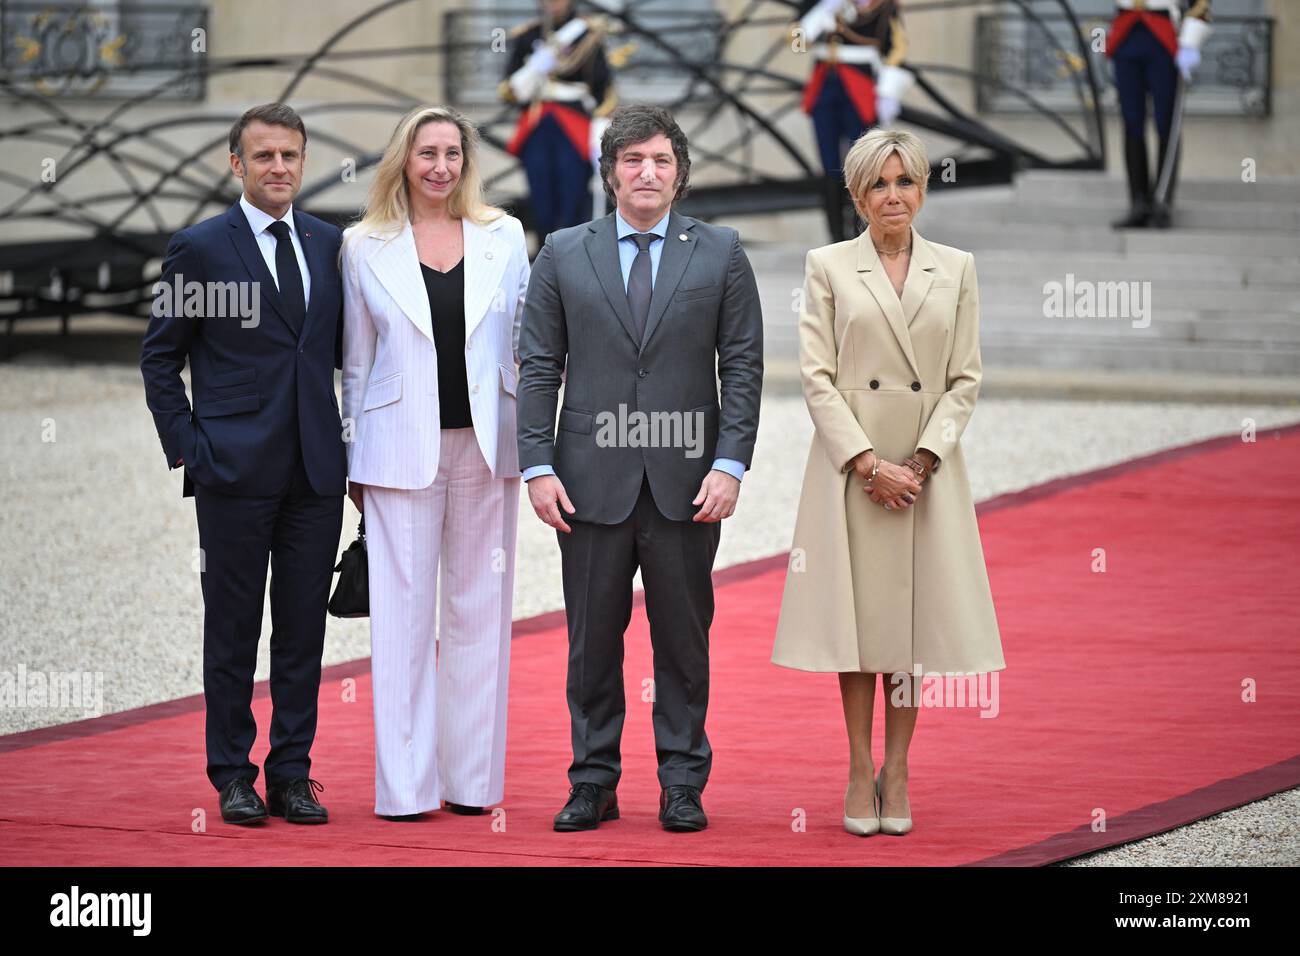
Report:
211,367,256,389
558,407,593,434
363,372,401,411
499,363,518,397
197,393,260,418
675,284,721,302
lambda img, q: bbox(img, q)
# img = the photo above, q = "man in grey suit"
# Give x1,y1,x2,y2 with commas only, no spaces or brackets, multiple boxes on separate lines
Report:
517,104,763,832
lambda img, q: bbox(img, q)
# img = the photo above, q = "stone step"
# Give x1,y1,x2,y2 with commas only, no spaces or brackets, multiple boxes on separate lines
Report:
919,223,1290,258
746,247,1300,288
761,358,1300,403
979,338,1300,376
926,196,1300,232
980,288,1300,313
763,319,1300,348
1011,172,1300,205
966,256,1300,289
761,341,1299,380
746,173,1300,382
756,280,1300,323
980,315,1300,343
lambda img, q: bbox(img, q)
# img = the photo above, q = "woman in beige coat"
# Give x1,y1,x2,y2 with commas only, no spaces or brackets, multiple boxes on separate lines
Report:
771,128,1005,837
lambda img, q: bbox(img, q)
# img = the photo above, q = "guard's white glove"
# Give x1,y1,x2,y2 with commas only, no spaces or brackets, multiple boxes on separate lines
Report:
1176,15,1210,82
875,95,901,127
590,116,610,166
509,45,553,102
799,0,843,43
874,65,914,125
508,66,546,102
527,46,557,75
1175,45,1200,82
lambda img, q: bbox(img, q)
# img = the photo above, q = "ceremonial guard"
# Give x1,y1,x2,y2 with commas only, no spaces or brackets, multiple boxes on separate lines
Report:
501,0,620,239
794,0,915,241
1107,0,1212,228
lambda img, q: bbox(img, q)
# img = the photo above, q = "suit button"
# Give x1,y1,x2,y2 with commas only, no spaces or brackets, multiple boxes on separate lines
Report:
638,368,647,378
911,381,921,391
869,379,879,390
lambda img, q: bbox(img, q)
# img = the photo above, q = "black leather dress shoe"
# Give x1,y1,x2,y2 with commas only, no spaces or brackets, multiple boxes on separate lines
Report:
659,785,707,832
1111,201,1151,230
1148,200,1172,229
218,778,268,825
444,802,485,815
267,778,328,824
553,782,618,831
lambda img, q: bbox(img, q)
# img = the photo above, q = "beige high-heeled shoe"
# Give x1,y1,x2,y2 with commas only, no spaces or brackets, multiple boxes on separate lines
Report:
843,777,880,836
875,767,912,836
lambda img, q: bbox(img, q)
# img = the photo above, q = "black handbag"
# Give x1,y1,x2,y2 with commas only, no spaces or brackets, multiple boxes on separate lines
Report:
328,516,368,618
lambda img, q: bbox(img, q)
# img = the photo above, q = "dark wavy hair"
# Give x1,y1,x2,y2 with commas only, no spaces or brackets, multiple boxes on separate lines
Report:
228,103,307,160
598,104,691,206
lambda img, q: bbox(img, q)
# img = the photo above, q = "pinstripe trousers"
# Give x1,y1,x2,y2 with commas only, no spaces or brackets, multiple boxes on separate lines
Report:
363,427,520,815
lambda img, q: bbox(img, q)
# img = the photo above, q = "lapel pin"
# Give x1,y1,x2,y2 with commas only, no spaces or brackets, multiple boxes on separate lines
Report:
304,231,311,238
679,233,689,241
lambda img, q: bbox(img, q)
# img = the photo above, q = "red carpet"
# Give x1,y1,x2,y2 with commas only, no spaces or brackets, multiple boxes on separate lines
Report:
3,425,1298,866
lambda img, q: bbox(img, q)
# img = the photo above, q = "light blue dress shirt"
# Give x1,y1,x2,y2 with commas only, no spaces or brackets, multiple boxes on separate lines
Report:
521,208,745,485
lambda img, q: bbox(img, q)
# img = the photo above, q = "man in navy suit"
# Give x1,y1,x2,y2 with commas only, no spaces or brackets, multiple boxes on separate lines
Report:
140,103,346,825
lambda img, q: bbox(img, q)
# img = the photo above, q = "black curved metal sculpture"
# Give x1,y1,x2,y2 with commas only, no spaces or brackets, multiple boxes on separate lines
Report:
0,0,1110,325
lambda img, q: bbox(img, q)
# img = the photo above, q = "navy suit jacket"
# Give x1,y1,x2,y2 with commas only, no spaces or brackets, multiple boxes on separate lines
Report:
140,201,347,498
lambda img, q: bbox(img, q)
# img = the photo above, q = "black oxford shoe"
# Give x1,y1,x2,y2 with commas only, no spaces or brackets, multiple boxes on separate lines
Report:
267,778,329,824
659,785,708,832
553,782,618,831
218,778,268,825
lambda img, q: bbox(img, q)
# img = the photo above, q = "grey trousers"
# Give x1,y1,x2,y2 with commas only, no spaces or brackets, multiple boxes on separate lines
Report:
557,473,721,791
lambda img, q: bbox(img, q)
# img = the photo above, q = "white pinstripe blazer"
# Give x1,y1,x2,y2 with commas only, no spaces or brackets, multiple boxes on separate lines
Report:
341,214,530,488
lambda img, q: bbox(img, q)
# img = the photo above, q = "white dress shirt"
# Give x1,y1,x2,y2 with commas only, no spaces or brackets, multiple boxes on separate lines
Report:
239,194,311,307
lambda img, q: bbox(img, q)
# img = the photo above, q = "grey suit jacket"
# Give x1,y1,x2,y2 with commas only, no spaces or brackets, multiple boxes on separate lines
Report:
517,209,763,524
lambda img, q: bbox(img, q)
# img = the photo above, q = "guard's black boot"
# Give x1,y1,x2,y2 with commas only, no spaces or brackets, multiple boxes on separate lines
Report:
1112,132,1152,229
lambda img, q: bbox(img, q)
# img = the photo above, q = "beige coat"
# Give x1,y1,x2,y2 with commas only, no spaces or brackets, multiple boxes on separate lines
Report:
771,226,1005,675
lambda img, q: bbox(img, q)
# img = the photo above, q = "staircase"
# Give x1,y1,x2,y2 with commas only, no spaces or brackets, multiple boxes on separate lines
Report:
750,171,1300,395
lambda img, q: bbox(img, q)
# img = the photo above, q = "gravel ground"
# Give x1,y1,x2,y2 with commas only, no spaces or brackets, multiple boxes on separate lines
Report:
1,361,1296,864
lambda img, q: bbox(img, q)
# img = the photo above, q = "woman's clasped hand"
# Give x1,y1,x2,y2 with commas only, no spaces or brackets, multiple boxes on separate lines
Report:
852,449,923,511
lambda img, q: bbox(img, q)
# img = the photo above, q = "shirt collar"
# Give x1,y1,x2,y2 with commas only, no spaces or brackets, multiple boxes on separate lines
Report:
240,193,295,237
615,207,670,242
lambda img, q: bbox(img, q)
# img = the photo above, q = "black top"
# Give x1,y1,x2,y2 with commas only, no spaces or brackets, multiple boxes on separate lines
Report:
420,259,473,429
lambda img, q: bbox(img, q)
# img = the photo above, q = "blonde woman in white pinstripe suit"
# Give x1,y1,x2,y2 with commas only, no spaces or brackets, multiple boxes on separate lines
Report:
341,106,530,817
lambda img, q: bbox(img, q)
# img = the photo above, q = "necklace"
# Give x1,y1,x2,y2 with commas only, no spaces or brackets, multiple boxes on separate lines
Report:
874,243,911,257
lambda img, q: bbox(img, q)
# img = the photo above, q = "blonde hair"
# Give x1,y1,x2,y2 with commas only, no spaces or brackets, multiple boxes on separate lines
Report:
351,106,504,238
842,128,930,219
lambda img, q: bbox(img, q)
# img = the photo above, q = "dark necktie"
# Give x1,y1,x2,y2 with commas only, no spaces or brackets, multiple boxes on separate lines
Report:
625,232,656,345
267,219,305,334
